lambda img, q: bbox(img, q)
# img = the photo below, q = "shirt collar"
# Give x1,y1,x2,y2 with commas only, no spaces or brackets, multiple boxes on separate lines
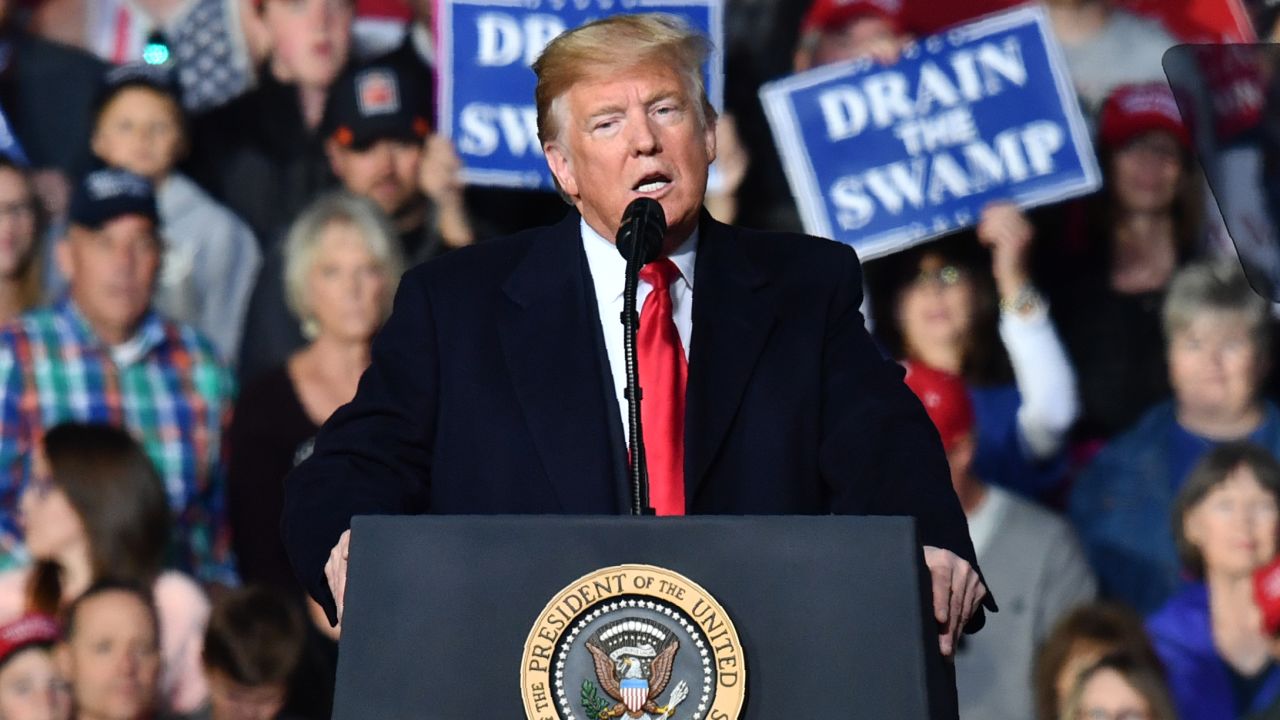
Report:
580,217,697,303
56,298,167,364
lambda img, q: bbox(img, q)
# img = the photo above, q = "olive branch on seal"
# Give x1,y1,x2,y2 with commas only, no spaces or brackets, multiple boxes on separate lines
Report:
581,679,611,719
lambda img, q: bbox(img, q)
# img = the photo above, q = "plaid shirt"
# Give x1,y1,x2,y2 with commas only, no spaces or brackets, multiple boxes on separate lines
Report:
0,300,237,584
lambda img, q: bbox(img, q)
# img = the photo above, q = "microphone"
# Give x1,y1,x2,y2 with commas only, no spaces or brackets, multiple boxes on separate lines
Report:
617,197,665,266
615,198,666,516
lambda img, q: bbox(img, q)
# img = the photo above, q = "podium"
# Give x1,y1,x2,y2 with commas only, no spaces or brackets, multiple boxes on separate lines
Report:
333,515,959,718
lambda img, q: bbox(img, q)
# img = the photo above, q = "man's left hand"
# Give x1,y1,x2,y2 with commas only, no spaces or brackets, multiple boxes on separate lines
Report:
923,546,987,658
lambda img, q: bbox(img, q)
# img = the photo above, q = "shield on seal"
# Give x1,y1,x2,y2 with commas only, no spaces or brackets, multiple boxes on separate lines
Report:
620,678,649,713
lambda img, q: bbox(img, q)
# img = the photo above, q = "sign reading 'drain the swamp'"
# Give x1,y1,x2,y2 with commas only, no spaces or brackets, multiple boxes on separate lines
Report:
438,0,723,191
759,6,1099,260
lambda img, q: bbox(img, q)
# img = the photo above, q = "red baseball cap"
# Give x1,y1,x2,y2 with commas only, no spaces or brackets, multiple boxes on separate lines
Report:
902,361,974,451
1255,556,1280,636
0,615,59,667
801,0,903,35
1099,82,1191,150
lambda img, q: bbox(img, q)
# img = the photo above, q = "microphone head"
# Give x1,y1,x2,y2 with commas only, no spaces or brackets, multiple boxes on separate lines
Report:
616,198,666,265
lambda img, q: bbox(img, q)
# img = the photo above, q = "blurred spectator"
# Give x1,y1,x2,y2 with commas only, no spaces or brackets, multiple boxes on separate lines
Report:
1060,653,1177,720
1040,0,1177,119
0,169,236,584
0,614,70,720
228,192,402,593
1071,261,1279,613
322,61,472,263
1046,82,1202,442
793,0,908,71
1033,602,1165,720
86,64,260,363
904,362,1094,720
0,0,105,209
0,159,43,323
195,586,305,720
873,223,1078,498
54,581,162,720
188,0,353,243
33,0,254,114
241,59,439,382
0,423,209,713
1147,442,1280,719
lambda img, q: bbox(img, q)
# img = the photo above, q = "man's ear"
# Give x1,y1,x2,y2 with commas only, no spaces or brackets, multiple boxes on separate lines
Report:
543,142,579,200
704,112,718,166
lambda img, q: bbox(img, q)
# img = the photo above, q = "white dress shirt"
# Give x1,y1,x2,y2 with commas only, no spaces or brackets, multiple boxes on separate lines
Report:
580,218,696,444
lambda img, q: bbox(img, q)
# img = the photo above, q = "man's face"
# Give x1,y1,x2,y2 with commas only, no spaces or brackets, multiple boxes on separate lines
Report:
326,138,422,217
56,592,160,720
543,61,716,248
55,216,160,345
263,0,352,89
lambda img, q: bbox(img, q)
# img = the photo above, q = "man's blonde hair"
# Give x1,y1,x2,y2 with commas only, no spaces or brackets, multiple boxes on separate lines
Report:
532,13,716,146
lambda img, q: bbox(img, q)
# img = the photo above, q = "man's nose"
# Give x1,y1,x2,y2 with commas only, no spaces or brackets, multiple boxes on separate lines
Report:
627,114,661,155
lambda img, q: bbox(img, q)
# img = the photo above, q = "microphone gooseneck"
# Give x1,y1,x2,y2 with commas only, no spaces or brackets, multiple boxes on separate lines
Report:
617,198,667,516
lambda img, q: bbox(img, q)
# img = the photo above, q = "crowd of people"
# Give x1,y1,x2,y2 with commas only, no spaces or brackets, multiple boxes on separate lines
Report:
0,0,1269,716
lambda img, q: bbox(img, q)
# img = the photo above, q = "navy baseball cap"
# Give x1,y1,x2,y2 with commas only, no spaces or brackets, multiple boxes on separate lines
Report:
93,63,184,121
321,62,432,150
68,169,159,230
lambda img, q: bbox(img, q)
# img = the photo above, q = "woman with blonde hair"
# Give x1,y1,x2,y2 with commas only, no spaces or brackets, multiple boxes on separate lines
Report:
228,191,405,592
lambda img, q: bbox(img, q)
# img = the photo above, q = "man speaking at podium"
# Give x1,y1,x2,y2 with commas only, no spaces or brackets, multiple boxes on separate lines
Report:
283,13,992,658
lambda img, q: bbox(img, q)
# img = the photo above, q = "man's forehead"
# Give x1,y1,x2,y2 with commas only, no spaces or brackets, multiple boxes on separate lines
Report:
567,63,689,111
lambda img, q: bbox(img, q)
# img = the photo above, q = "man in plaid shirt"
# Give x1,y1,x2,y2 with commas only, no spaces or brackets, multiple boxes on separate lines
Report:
0,169,236,584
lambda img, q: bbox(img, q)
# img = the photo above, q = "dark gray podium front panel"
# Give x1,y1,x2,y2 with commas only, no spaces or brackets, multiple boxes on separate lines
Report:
334,515,944,718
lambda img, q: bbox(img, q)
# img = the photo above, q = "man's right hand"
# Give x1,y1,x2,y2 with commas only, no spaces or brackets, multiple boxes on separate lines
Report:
325,529,352,623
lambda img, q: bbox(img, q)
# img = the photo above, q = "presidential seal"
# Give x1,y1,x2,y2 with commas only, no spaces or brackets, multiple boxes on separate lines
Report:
520,565,746,720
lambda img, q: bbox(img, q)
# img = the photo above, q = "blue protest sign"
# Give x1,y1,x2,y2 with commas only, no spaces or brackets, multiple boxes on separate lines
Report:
438,0,723,191
759,6,1099,260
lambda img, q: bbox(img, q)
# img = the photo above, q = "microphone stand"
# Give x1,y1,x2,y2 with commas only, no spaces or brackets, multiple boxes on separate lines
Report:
622,230,654,516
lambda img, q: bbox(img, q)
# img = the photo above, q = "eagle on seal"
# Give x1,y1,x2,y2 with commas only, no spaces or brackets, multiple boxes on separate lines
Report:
586,636,680,719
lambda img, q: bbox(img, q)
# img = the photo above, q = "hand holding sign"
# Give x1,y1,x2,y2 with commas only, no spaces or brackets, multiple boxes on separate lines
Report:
760,6,1099,260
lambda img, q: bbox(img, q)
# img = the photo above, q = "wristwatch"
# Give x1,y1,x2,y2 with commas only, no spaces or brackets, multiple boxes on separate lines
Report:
999,284,1045,316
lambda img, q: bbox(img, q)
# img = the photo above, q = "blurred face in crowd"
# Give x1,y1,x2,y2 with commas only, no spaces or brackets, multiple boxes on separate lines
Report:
897,254,974,357
1168,312,1266,423
207,670,287,720
56,592,160,720
326,139,422,218
799,15,906,70
91,88,185,185
1110,131,1184,215
1183,465,1278,579
1071,668,1151,720
0,647,72,720
56,217,161,346
0,167,38,281
263,0,353,89
543,60,716,249
304,220,391,344
18,447,86,564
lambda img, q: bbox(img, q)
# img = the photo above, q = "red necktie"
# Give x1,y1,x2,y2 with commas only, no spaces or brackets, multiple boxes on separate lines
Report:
638,258,687,516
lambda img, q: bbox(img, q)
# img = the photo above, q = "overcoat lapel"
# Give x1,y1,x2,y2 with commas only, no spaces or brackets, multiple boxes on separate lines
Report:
684,215,777,501
498,214,624,513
